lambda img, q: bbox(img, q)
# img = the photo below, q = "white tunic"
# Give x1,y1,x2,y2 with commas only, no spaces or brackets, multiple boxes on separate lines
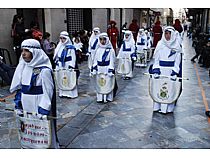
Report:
93,46,116,102
152,40,181,113
10,39,59,148
55,45,78,98
136,34,147,51
117,41,135,78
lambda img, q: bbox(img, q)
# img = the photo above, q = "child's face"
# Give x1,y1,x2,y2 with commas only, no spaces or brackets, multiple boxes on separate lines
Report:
207,42,210,47
22,49,33,62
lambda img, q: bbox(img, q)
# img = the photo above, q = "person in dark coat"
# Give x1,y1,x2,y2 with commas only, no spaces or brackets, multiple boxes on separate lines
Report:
107,20,119,52
11,14,25,65
152,21,162,48
128,19,140,42
173,19,183,34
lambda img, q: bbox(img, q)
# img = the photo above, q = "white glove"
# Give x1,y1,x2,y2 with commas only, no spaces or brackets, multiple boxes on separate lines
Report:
15,109,23,116
92,70,97,75
89,72,93,77
132,57,137,61
37,114,47,120
108,72,114,77
86,52,90,56
153,73,160,79
171,75,177,81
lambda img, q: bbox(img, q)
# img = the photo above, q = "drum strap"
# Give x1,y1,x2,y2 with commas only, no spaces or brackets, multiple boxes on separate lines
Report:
91,38,98,50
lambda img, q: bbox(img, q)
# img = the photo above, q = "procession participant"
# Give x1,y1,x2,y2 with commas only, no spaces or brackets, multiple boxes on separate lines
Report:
145,30,153,49
73,36,83,64
145,30,154,61
150,26,182,114
107,20,119,52
91,33,116,103
136,29,147,51
53,31,78,98
135,29,148,67
117,30,136,80
10,39,59,148
87,27,100,74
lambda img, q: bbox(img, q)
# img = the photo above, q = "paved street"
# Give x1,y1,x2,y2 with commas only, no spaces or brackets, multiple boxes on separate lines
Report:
0,33,210,148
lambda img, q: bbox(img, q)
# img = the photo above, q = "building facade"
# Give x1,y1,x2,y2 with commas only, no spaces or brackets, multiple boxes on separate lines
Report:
0,8,176,65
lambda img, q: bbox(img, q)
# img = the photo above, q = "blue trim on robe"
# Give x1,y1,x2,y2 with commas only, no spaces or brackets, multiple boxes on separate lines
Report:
168,50,176,58
60,48,67,67
91,39,98,50
60,45,75,67
21,66,51,95
130,52,137,59
137,38,145,45
59,56,72,63
91,65,98,71
97,61,110,66
159,60,175,67
108,69,115,74
21,85,43,95
152,68,161,75
123,41,132,51
14,89,22,110
171,70,178,76
38,106,50,115
102,48,111,62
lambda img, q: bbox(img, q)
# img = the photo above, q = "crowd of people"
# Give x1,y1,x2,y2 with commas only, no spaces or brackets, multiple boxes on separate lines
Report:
2,14,210,148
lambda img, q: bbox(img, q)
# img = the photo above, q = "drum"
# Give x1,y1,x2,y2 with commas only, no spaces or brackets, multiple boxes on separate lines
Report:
117,58,132,75
135,50,147,67
54,69,77,90
149,76,182,104
95,73,115,94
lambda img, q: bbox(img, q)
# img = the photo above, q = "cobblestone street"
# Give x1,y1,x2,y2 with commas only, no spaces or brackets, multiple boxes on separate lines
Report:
0,34,210,149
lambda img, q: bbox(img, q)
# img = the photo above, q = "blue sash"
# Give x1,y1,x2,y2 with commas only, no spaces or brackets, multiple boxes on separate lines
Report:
123,41,131,51
91,39,98,50
21,67,51,95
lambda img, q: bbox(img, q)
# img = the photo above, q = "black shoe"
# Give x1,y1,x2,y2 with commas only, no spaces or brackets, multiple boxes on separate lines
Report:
97,101,103,103
153,109,161,112
191,59,195,63
124,77,131,80
205,111,210,117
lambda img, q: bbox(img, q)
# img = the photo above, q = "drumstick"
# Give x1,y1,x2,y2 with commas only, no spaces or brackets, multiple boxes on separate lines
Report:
5,108,60,120
143,73,189,80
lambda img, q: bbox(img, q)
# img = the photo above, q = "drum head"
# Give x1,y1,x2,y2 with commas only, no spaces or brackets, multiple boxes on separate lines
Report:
117,58,131,75
95,73,115,94
149,76,181,104
54,69,77,90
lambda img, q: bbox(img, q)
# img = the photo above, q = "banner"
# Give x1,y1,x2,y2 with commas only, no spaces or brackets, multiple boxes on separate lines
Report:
16,116,51,149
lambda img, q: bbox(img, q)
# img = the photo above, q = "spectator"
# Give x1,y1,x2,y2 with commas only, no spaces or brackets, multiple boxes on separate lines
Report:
152,21,163,47
107,20,119,52
0,56,15,85
128,19,140,42
42,32,56,69
11,14,25,65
